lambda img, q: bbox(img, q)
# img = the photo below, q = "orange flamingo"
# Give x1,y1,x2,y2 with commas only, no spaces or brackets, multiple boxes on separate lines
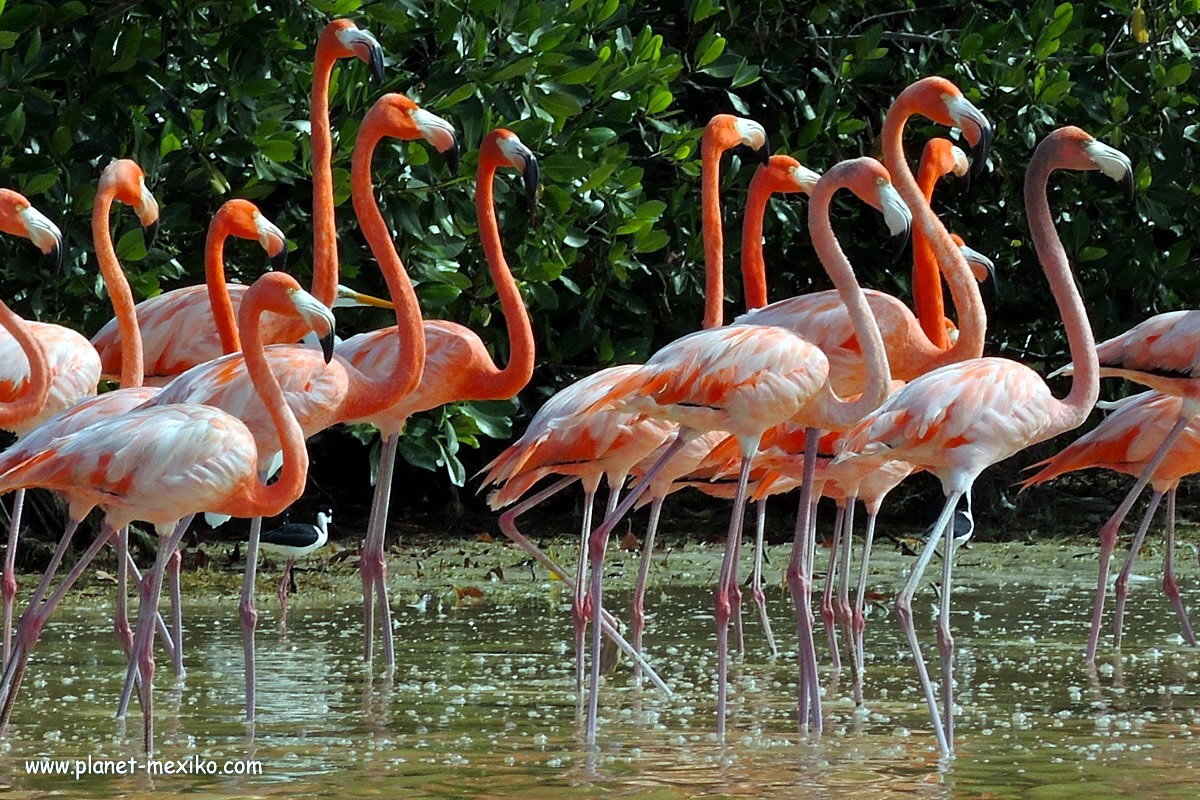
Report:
479,113,769,690
335,128,539,671
1022,390,1200,650
144,92,451,717
0,272,335,753
90,19,388,384
584,157,907,741
1,168,157,664
835,127,1132,757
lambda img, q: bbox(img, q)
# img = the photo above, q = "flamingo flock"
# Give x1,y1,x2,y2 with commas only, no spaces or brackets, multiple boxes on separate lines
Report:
0,15,1179,764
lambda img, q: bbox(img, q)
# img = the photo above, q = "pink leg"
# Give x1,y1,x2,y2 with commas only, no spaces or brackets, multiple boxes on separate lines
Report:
751,499,778,657
278,558,294,632
1089,417,1188,662
496,478,672,696
936,494,960,750
632,496,664,685
117,550,178,718
729,505,745,661
241,515,263,722
573,487,598,693
586,434,688,744
894,491,961,758
0,520,105,734
852,511,879,706
714,453,755,736
2,489,26,668
785,428,822,734
166,547,184,680
1162,489,1197,646
115,526,134,659
361,432,400,672
837,500,857,686
822,504,844,673
1113,490,1162,650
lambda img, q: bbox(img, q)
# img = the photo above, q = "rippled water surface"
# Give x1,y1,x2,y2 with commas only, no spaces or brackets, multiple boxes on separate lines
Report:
0,539,1198,798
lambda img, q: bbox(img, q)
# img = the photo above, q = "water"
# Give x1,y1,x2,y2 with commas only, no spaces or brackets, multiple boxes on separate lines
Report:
0,539,1198,798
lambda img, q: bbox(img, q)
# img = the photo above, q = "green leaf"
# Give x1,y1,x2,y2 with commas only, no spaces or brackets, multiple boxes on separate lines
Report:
258,139,296,163
646,87,673,114
116,228,149,262
696,32,726,68
22,172,58,196
0,31,18,50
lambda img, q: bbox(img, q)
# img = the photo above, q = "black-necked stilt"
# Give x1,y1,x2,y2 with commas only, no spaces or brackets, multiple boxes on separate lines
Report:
260,510,330,628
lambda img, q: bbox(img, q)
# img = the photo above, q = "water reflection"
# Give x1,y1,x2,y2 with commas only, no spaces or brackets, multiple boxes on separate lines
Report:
0,543,1196,798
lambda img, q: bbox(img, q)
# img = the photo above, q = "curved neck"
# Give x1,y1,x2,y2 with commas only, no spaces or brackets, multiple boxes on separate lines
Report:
882,98,986,365
1025,153,1097,429
700,134,726,328
92,188,143,388
0,300,50,427
310,46,339,308
471,156,535,399
205,216,242,355
913,155,949,348
807,173,891,427
340,124,427,421
740,175,771,310
235,290,309,515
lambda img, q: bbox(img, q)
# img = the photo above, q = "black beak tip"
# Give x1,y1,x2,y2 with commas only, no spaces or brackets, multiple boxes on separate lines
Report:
270,248,288,272
523,156,540,224
319,331,335,364
1122,171,1135,203
368,45,386,85
889,229,911,265
755,139,770,166
969,125,993,179
144,220,159,249
444,144,460,176
49,243,63,275
982,268,1001,303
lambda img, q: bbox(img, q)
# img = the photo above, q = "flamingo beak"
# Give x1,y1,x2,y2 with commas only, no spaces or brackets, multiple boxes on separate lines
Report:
270,247,288,272
969,121,993,179
522,152,540,225
318,330,335,364
143,220,159,248
367,42,385,84
20,204,64,273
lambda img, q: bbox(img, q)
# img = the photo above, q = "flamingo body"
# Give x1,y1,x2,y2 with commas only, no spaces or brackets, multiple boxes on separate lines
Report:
0,323,99,435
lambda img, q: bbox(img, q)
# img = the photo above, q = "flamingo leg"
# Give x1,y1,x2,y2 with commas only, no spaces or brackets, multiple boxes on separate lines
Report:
750,499,778,657
937,494,959,750
166,546,185,680
278,557,294,632
241,514,263,722
1112,490,1163,650
894,490,961,759
586,434,688,744
822,504,844,673
715,452,755,737
631,495,664,685
837,499,857,687
786,428,822,734
2,489,26,668
117,547,180,719
496,478,672,696
1088,417,1188,662
114,526,134,659
0,519,102,734
1162,489,1197,646
121,551,177,673
361,432,400,672
852,510,879,706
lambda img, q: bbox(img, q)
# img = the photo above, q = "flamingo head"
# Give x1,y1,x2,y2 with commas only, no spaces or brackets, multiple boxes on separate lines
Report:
1049,127,1135,201
322,19,386,84
704,114,770,165
901,77,993,178
249,273,337,364
484,129,540,224
365,94,460,175
0,188,63,270
751,154,821,197
215,199,289,271
950,232,999,297
100,159,160,246
825,157,912,263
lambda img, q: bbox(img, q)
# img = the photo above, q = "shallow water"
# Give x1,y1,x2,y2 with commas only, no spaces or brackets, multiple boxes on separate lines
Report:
0,540,1198,798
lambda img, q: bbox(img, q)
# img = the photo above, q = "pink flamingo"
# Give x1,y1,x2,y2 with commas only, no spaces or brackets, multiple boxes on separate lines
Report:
0,272,335,753
835,126,1132,757
1,166,158,665
90,19,389,384
1022,390,1200,649
144,92,452,717
335,128,538,671
584,157,907,741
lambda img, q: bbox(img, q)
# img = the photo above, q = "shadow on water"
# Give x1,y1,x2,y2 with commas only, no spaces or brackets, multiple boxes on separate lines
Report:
0,541,1198,798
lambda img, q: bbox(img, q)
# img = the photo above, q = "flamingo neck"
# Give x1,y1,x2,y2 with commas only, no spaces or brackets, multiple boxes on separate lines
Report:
740,174,771,311
233,286,309,516
92,189,143,388
205,213,241,355
807,165,891,428
1025,152,1098,431
340,123,427,421
0,300,50,428
310,46,339,308
881,97,985,365
700,134,726,328
471,155,535,399
913,153,950,348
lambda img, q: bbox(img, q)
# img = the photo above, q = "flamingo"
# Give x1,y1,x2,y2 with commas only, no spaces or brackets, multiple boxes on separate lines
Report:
0,271,335,753
1,166,158,665
334,127,539,671
834,126,1133,757
478,113,770,689
144,92,453,717
90,18,388,384
1022,390,1200,649
583,157,908,741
